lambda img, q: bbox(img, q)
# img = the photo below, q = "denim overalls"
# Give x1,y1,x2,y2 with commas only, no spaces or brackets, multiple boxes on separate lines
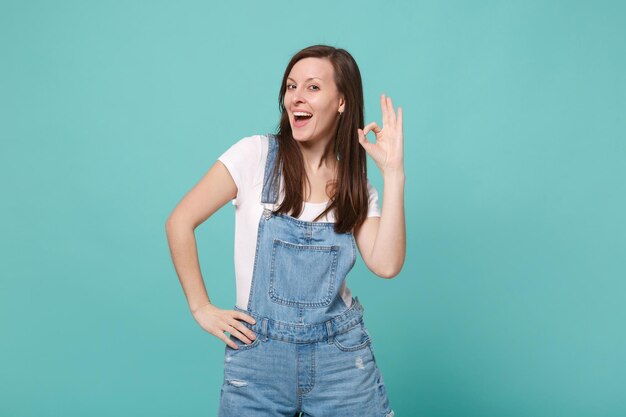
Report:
218,134,394,417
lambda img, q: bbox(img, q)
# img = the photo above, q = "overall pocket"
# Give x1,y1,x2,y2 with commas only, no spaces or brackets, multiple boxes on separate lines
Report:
269,239,339,308
225,332,262,352
332,321,371,352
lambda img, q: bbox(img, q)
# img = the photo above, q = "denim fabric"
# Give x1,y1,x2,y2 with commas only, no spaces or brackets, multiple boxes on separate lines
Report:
218,134,394,417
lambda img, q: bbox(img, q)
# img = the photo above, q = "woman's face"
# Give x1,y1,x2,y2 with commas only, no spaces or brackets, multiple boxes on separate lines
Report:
284,57,345,145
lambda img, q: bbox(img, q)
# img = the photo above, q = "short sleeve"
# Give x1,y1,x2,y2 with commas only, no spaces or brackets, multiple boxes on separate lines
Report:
217,135,261,206
366,180,381,218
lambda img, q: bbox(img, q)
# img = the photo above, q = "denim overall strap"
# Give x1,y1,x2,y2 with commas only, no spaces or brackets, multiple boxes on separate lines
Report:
261,133,281,211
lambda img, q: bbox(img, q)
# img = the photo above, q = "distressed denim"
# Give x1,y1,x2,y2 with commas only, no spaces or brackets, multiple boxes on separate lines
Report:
218,134,394,417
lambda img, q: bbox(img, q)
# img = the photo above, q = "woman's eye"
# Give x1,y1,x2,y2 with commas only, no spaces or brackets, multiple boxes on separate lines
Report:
286,84,318,91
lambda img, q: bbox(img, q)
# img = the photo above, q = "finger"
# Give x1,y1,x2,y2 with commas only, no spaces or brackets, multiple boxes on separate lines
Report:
380,93,388,125
397,106,402,129
357,128,373,152
236,311,257,325
229,326,254,344
218,332,239,349
386,96,396,126
363,121,382,137
228,319,257,341
357,128,369,143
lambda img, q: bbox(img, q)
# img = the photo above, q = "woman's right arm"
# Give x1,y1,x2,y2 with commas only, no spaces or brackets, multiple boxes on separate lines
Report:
165,160,257,349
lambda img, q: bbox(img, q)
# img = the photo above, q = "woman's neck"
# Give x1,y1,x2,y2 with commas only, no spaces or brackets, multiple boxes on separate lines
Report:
297,137,337,174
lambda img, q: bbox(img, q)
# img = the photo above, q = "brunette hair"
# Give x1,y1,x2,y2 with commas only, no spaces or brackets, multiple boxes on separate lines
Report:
272,44,368,233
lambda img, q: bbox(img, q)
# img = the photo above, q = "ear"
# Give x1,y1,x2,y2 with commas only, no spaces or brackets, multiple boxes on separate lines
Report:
338,96,345,113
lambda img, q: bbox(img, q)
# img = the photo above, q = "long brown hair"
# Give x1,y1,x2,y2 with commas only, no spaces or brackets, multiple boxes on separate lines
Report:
272,45,368,234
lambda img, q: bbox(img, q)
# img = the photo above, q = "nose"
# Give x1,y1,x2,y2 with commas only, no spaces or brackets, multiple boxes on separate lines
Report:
290,86,306,106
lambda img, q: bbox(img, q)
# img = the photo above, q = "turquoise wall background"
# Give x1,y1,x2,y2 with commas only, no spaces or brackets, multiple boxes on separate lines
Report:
1,0,625,416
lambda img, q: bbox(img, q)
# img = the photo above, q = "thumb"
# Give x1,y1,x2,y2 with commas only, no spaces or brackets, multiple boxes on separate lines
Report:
357,128,373,153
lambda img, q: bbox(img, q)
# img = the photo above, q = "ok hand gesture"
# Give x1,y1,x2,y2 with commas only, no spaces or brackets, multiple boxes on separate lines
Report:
357,93,404,175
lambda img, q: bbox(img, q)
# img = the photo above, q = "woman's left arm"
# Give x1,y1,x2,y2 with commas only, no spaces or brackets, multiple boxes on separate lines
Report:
354,93,406,279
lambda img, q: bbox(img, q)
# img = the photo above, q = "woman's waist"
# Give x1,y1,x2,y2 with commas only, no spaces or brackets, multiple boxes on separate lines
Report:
233,296,364,343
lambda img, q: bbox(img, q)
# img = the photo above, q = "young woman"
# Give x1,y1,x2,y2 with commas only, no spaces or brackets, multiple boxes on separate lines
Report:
166,44,405,417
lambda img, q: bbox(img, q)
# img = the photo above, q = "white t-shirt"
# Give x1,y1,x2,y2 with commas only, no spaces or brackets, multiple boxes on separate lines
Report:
218,134,381,310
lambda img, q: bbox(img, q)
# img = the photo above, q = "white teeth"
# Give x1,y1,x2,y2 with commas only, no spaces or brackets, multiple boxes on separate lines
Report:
294,111,313,117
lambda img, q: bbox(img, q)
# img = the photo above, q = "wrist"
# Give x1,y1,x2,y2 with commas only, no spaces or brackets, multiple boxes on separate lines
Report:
382,168,405,182
190,300,212,315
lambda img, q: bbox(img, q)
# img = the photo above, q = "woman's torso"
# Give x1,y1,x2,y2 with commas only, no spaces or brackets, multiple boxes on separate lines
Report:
217,134,381,310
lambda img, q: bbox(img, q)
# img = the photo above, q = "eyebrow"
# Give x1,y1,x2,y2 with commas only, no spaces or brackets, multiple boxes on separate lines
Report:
287,77,323,82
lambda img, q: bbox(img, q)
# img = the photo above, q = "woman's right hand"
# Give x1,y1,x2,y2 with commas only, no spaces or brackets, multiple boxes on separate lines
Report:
191,303,257,349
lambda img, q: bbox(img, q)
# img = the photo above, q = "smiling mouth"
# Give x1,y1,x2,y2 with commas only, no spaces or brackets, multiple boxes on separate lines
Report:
294,112,313,121
293,112,313,127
